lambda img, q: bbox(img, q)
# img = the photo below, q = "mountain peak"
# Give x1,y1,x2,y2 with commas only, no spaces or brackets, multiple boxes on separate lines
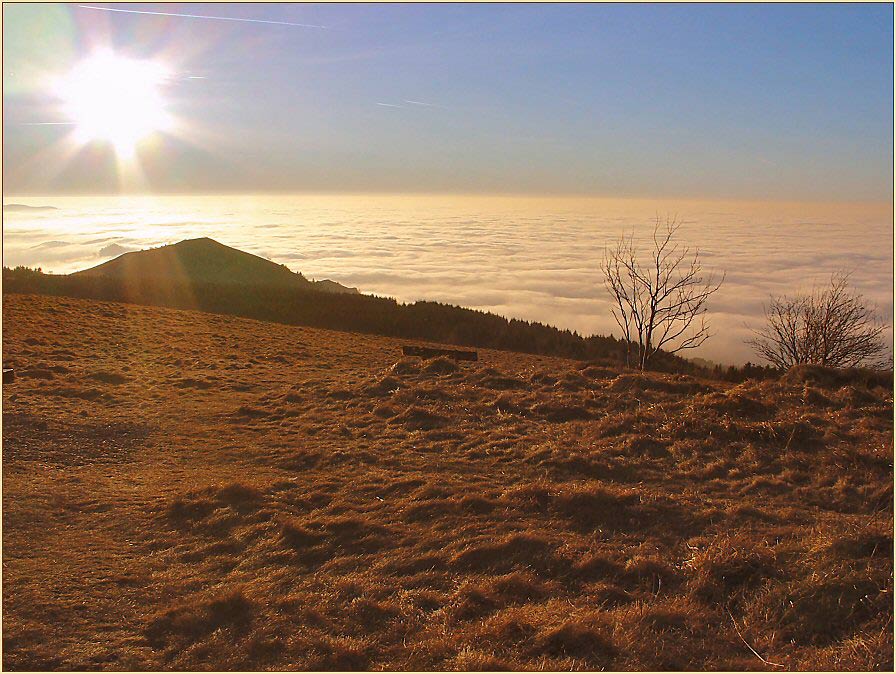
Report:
74,238,358,294
173,237,225,246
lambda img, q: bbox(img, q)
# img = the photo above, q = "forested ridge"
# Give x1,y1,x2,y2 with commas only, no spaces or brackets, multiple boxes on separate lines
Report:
4,265,699,372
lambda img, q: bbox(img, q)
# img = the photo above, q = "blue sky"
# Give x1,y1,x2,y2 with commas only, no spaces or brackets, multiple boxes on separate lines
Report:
3,2,893,199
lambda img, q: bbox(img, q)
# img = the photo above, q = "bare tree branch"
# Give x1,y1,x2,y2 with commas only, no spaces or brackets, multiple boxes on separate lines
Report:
602,216,724,370
747,271,889,370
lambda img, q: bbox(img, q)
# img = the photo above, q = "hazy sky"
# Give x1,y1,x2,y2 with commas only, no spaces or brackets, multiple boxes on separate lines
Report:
3,2,893,200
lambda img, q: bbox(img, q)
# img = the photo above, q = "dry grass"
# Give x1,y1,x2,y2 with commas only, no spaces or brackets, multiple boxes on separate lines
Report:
2,293,893,670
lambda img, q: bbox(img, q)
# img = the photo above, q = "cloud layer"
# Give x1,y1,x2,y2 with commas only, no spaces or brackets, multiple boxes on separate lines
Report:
4,195,891,365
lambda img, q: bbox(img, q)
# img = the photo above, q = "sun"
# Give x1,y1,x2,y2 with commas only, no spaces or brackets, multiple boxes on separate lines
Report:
54,50,173,156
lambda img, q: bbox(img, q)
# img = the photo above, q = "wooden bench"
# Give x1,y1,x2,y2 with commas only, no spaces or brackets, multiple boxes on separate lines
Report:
402,345,478,361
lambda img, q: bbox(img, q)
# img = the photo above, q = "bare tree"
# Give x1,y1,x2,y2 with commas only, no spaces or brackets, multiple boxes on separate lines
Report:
603,216,724,370
748,272,889,369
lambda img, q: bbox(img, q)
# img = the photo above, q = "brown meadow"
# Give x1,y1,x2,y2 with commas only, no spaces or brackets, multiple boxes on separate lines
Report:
2,292,892,670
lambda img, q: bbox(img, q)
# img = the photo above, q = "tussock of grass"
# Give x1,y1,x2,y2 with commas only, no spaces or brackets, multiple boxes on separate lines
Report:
622,554,680,591
748,573,891,647
685,534,781,604
592,410,642,436
825,530,893,560
622,435,670,457
696,388,773,419
368,374,401,394
451,533,560,574
449,584,501,620
607,372,709,395
347,598,400,626
167,482,264,527
580,364,616,379
280,519,325,549
389,405,449,430
554,371,590,391
145,588,255,647
86,370,129,385
470,367,528,390
572,553,625,581
533,620,616,661
458,494,499,514
19,367,56,380
532,400,591,422
234,405,270,419
450,647,511,671
304,635,370,671
421,356,460,376
781,364,893,391
552,483,640,531
388,358,420,375
492,392,526,414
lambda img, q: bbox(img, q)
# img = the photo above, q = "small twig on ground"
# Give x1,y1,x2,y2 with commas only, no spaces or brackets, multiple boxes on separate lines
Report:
783,424,797,452
726,607,784,668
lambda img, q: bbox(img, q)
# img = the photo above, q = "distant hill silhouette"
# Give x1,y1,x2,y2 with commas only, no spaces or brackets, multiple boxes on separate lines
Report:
3,203,58,212
75,238,358,295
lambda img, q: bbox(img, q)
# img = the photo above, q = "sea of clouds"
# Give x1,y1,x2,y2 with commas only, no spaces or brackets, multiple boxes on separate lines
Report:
4,194,892,365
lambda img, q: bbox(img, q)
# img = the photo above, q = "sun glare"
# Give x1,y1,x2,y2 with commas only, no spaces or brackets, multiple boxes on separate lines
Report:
54,50,172,156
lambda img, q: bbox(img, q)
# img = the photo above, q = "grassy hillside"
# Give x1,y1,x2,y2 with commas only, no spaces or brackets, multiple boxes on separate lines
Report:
2,293,892,670
3,265,699,373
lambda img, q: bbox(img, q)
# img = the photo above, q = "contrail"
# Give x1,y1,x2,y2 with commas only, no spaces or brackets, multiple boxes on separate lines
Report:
77,5,326,28
404,100,438,107
376,103,403,108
